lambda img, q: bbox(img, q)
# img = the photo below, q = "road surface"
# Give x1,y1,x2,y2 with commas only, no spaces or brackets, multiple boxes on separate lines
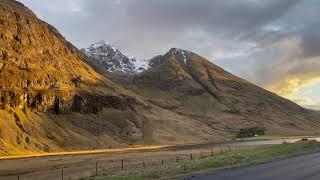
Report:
187,152,320,180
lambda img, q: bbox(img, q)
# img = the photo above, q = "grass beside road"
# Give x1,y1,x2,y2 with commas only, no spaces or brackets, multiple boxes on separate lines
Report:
89,140,320,180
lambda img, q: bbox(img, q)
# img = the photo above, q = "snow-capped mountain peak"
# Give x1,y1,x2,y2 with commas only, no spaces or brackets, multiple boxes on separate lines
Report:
82,40,152,73
83,41,137,73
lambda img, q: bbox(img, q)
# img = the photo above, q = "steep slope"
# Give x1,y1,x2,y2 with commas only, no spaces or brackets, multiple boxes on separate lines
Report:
124,48,320,135
0,0,135,112
0,0,143,154
0,1,227,155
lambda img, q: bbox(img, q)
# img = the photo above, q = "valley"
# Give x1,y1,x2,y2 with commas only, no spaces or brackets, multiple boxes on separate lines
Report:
0,0,319,158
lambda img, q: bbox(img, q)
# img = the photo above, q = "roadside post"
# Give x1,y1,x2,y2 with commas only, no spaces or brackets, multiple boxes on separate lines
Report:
61,168,64,180
95,161,98,176
121,160,124,170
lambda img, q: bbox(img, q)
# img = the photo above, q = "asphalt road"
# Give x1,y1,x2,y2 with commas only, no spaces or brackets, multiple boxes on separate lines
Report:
187,152,320,180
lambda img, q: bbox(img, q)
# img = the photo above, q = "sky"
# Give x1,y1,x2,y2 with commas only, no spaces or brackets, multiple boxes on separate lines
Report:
18,0,320,109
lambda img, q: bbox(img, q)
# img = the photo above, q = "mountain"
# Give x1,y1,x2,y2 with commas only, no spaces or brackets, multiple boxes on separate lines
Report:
0,0,144,114
121,48,320,136
0,0,147,154
82,41,150,74
0,0,230,155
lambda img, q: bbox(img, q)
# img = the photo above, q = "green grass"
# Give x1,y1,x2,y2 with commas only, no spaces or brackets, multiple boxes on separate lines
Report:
89,141,320,180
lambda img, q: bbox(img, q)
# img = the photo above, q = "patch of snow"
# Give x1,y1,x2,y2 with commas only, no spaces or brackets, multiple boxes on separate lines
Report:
181,50,187,65
132,58,150,72
171,48,188,66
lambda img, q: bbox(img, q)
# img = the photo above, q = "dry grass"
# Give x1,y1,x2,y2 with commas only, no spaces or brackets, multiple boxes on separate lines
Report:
91,141,320,180
1,141,320,180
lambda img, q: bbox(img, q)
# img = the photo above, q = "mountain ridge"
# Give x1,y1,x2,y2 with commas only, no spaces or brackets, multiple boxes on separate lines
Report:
119,47,320,136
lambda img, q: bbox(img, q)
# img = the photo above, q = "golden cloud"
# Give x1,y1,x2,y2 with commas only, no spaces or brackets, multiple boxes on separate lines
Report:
267,76,314,96
266,76,320,109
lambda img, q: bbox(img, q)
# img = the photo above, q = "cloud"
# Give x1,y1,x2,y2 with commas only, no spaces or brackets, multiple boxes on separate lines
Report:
300,24,320,58
18,0,302,58
17,0,320,108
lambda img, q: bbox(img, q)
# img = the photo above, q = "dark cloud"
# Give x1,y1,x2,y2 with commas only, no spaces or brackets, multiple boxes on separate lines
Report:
300,23,320,58
16,0,320,108
126,0,300,36
18,0,303,58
